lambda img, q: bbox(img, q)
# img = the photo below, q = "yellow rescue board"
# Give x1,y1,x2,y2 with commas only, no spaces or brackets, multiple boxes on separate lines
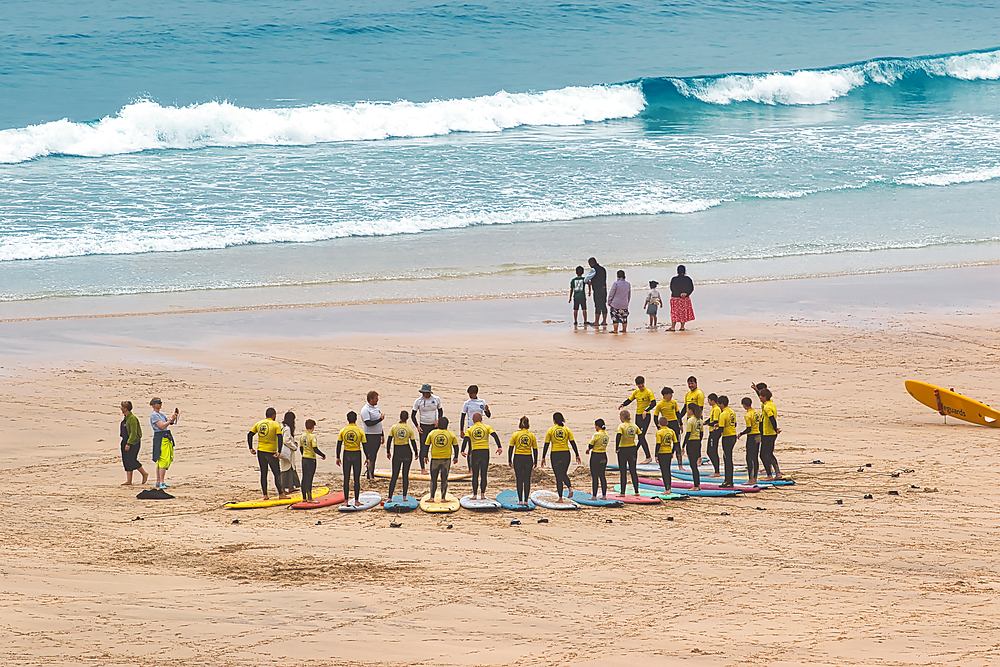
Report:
905,380,1000,428
225,487,330,509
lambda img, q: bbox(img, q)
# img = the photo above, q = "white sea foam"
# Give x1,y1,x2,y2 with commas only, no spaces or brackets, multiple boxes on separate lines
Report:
900,166,1000,187
0,195,718,262
672,49,1000,106
0,84,646,164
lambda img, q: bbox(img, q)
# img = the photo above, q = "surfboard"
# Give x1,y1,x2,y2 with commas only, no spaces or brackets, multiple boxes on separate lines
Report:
605,491,660,504
384,494,420,512
288,490,345,509
606,463,663,476
460,495,501,510
637,476,760,492
225,487,330,509
617,483,741,498
374,469,473,482
905,380,1000,427
419,492,460,512
338,491,382,512
530,490,580,510
568,490,624,507
496,489,535,510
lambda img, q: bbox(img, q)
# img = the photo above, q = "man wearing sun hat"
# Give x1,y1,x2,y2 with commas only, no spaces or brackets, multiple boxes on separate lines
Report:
411,383,443,474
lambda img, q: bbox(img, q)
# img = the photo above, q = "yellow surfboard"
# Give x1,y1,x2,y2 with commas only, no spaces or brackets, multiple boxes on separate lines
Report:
225,487,330,509
905,380,1000,428
419,492,460,513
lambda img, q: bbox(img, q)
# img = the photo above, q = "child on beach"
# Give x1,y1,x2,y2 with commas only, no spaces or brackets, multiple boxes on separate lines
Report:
299,419,326,503
683,404,704,491
654,417,677,492
644,280,662,329
706,394,722,477
586,419,609,500
738,397,762,486
569,265,588,327
653,387,683,471
336,411,366,507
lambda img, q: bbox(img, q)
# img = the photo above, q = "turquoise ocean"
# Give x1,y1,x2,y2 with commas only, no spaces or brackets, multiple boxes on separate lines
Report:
2,1,1000,307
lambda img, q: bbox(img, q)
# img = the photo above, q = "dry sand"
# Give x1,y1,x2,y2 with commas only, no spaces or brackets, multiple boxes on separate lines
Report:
2,267,1000,666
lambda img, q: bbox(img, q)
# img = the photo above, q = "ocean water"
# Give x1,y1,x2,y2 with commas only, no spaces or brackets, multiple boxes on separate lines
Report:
2,1,1000,308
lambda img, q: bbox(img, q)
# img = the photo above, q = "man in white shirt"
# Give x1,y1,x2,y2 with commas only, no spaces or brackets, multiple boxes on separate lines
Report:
460,384,491,438
360,390,384,480
411,383,442,474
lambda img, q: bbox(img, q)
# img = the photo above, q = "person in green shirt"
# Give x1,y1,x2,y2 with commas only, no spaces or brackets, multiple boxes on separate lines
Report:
119,401,148,485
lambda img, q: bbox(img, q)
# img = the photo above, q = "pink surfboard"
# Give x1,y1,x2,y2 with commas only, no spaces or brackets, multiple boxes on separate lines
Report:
638,477,760,493
289,491,347,509
605,492,661,504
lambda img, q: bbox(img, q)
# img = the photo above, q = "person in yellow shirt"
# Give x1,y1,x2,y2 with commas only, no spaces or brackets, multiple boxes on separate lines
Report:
426,416,459,502
615,410,641,494
507,416,538,506
461,412,502,500
654,416,678,491
683,404,704,490
705,393,722,477
758,387,783,480
586,419,610,500
386,410,419,501
619,375,656,464
737,396,762,486
247,407,286,500
717,395,738,488
298,419,326,503
653,386,684,471
336,411,367,506
681,376,706,420
541,412,581,502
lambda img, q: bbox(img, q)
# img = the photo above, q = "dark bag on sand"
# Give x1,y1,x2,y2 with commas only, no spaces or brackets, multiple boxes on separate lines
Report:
136,488,174,500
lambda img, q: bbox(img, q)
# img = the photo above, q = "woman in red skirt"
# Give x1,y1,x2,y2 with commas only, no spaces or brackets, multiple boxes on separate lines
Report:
668,265,695,331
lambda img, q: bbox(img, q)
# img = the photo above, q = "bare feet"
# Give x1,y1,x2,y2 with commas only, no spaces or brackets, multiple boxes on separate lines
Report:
121,482,132,486
278,494,290,500
641,458,652,465
140,471,149,484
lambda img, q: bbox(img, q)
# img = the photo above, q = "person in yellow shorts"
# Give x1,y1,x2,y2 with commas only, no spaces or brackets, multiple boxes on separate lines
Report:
150,398,179,491
248,407,285,500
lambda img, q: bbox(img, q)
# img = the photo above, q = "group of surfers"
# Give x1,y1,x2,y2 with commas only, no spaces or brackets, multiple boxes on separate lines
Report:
246,377,783,507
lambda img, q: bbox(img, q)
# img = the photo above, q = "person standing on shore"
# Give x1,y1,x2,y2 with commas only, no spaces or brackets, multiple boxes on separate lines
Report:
298,419,326,503
360,391,384,481
569,265,589,327
585,257,608,327
426,417,459,502
460,412,502,500
758,387,783,480
619,375,655,464
336,411,366,507
149,398,178,490
644,281,662,329
386,410,419,501
411,384,442,474
541,412,580,502
607,270,631,334
279,411,300,495
508,416,538,506
459,385,490,439
667,265,695,332
248,407,285,500
119,401,148,485
586,419,610,500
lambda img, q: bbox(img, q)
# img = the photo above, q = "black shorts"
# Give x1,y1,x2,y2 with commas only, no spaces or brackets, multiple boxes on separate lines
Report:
573,293,588,311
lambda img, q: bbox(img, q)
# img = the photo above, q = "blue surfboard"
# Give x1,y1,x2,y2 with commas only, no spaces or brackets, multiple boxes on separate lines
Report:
384,494,419,512
496,489,535,510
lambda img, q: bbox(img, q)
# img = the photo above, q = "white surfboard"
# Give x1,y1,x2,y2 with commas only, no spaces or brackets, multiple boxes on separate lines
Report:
338,491,382,512
530,490,580,510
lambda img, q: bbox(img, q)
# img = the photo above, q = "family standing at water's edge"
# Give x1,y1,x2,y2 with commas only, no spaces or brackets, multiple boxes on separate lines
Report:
573,259,695,333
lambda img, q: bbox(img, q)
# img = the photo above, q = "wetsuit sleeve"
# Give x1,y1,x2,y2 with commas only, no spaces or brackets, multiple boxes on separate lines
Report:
410,409,418,425
739,426,751,436
385,434,394,456
313,445,326,458
364,418,381,427
438,407,443,420
615,432,622,449
410,438,418,457
461,435,471,454
247,431,255,450
460,412,468,432
490,432,501,448
532,448,538,465
277,433,283,448
542,442,550,458
508,444,514,464
621,398,633,406
569,440,579,456
769,415,778,431
484,406,491,418
336,439,343,457
453,442,459,458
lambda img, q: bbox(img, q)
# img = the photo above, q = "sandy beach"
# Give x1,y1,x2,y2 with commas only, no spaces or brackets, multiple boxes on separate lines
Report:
2,266,1000,666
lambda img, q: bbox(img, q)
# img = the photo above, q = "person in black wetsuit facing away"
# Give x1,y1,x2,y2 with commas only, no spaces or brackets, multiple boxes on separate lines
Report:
585,257,608,327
